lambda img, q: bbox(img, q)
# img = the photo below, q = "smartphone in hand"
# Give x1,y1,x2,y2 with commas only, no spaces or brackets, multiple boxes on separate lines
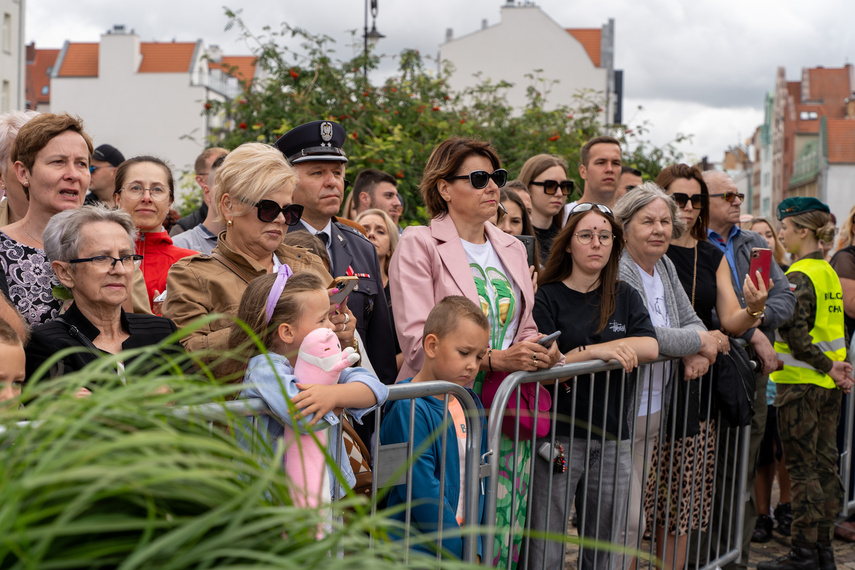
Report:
514,235,536,267
749,248,772,289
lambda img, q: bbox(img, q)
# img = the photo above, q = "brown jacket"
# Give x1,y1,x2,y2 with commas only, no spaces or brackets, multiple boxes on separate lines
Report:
162,232,330,353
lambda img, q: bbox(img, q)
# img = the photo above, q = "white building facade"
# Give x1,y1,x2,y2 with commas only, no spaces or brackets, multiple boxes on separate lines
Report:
440,3,617,123
0,0,25,112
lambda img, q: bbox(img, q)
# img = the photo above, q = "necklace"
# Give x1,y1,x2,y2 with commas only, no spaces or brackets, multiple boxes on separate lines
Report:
23,226,43,247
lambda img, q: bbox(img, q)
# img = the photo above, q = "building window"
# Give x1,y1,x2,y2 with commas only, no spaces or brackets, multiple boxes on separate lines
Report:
799,111,818,120
2,13,10,54
40,85,49,95
46,66,53,76
1,81,10,113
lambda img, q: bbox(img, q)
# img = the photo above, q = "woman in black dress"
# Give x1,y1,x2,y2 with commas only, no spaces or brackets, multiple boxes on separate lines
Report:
644,165,769,570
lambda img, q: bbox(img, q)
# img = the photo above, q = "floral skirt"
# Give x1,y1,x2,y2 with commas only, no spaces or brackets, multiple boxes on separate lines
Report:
492,435,532,568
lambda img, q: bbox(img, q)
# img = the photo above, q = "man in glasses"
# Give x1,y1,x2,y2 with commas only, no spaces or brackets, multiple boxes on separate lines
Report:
701,170,796,570
616,165,643,201
84,144,124,206
276,120,398,390
561,136,623,225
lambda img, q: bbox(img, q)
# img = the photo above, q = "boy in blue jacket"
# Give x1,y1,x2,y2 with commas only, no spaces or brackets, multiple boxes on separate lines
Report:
380,296,489,559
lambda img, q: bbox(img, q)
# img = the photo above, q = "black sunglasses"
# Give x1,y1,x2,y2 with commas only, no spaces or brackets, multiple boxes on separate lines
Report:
253,200,304,225
446,169,507,189
709,191,744,203
530,179,574,195
671,192,708,210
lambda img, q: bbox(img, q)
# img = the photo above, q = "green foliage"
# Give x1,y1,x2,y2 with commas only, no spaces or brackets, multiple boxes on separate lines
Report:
0,339,479,569
204,11,687,225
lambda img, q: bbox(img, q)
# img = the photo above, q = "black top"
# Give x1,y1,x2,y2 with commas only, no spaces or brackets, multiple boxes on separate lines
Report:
25,302,182,381
831,245,855,337
534,224,560,267
384,282,402,356
665,241,724,330
533,280,655,439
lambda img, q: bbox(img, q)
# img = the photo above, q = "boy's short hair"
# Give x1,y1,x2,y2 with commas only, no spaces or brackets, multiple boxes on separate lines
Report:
0,318,21,345
423,296,489,344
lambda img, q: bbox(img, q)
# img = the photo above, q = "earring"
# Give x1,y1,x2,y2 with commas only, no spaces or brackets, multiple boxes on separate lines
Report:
227,219,233,228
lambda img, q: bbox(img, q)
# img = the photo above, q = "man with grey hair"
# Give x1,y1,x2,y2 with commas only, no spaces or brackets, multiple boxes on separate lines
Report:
701,169,795,570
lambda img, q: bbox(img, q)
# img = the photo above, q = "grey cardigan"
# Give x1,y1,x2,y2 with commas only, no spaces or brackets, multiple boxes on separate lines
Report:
618,251,707,356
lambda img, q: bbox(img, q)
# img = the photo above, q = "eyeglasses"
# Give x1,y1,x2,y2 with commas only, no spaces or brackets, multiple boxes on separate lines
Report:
671,192,708,210
709,192,744,203
575,230,614,246
569,202,613,216
69,254,143,269
89,165,103,174
118,183,170,202
252,200,304,225
529,179,574,195
446,169,508,189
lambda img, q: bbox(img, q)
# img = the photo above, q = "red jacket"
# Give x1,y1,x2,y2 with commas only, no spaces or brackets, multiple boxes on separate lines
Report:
135,230,197,313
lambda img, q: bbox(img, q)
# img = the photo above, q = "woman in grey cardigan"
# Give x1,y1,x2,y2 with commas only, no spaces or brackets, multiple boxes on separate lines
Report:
614,183,720,570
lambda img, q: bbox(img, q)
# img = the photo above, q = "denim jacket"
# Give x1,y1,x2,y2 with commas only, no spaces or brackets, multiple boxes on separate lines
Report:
239,352,389,498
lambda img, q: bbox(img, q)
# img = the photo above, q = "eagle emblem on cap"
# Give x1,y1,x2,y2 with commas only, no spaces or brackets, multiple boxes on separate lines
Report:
320,122,334,143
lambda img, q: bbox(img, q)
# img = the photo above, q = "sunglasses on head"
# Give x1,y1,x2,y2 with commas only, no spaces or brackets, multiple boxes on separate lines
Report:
569,202,613,216
709,191,744,203
446,169,508,189
252,200,304,225
671,192,708,210
530,179,574,195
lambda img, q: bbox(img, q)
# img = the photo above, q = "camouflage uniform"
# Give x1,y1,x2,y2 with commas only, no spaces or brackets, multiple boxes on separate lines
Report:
775,252,847,544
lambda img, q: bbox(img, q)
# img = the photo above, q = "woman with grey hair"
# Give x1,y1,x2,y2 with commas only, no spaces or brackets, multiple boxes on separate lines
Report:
613,182,720,569
24,205,180,383
0,110,38,227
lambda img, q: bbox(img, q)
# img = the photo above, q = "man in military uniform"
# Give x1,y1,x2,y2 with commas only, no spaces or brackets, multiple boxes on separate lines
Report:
275,121,397,393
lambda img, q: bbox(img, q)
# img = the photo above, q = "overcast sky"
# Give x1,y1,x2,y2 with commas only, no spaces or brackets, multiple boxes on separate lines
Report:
26,0,854,165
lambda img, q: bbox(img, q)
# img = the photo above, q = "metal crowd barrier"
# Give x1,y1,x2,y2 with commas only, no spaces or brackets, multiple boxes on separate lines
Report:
177,380,486,564
841,337,855,517
483,357,752,570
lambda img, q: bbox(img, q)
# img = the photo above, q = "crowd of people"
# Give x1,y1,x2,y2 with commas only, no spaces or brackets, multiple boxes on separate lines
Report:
1,110,854,570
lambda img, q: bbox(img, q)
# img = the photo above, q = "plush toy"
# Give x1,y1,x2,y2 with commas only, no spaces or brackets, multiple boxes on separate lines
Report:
286,327,360,509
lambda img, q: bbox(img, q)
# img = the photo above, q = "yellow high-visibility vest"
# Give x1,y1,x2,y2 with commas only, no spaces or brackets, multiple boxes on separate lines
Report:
771,258,847,389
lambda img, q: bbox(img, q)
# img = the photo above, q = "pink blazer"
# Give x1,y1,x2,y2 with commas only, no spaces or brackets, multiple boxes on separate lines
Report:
389,214,542,382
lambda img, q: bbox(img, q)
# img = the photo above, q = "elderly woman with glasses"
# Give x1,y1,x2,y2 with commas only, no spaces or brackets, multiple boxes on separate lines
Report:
113,156,197,314
162,143,331,361
390,136,562,568
528,201,659,569
24,205,181,383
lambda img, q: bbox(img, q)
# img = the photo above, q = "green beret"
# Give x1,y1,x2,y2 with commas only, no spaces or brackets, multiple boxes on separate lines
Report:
777,197,830,220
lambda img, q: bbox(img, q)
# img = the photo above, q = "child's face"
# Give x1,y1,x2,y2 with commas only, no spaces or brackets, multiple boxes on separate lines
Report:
0,341,25,405
276,289,334,352
427,320,489,385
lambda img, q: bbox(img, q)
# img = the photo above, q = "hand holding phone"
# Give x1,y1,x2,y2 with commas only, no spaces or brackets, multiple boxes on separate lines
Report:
329,276,359,305
748,248,772,289
537,331,561,349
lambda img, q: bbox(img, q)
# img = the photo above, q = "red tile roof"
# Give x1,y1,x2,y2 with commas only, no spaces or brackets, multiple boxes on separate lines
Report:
826,119,855,164
208,55,257,82
566,29,601,67
57,43,98,77
26,47,60,107
56,41,199,76
138,42,197,73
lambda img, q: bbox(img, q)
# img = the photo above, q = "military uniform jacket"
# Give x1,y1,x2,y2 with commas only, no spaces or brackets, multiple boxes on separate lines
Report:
289,220,397,385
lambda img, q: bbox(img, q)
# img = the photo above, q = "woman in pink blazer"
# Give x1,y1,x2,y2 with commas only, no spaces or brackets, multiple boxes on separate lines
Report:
389,136,561,568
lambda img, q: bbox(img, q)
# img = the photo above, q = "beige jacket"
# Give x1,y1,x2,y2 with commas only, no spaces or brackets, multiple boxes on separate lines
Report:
162,232,330,353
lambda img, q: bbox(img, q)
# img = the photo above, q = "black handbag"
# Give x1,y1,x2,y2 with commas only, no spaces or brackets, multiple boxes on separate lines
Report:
713,341,756,428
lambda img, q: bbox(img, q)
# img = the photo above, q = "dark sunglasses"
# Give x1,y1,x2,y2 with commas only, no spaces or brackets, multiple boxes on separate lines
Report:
253,200,304,225
569,202,613,216
446,169,507,189
530,179,574,195
709,191,744,203
671,192,708,210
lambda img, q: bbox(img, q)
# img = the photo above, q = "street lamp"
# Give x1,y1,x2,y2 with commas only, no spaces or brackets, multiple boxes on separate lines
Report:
363,0,384,80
